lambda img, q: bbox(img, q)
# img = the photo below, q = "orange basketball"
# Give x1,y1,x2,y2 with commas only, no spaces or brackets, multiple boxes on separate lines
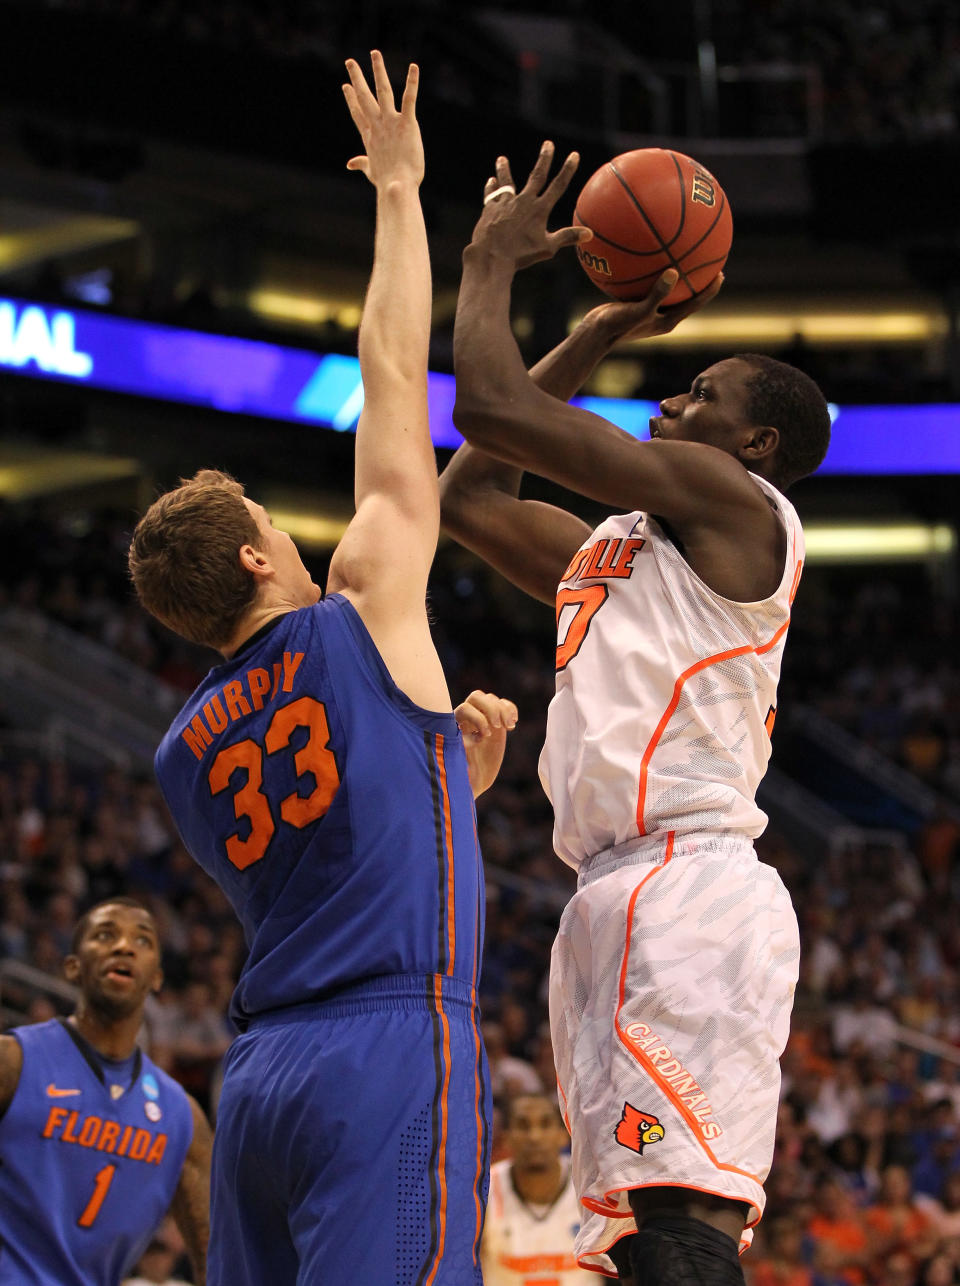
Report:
573,148,732,305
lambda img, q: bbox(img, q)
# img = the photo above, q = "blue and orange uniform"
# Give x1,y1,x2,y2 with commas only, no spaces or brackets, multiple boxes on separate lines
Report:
0,1018,193,1285
155,594,490,1284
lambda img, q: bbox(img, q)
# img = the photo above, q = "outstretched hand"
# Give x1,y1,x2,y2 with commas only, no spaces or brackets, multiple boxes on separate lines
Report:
342,50,424,189
583,268,725,344
467,141,592,270
455,691,519,799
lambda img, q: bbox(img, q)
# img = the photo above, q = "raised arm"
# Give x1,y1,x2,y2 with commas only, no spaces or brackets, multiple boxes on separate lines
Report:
452,145,765,537
441,321,605,606
326,53,449,708
441,256,717,603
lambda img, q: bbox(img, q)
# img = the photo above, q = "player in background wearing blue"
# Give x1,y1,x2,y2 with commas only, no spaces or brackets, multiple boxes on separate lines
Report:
0,898,211,1286
129,53,516,1285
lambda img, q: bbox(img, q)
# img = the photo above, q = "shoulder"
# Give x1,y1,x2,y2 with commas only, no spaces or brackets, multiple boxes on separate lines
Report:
0,1033,24,1116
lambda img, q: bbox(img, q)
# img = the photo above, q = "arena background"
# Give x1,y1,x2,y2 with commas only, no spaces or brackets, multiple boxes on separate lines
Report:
0,2,958,1281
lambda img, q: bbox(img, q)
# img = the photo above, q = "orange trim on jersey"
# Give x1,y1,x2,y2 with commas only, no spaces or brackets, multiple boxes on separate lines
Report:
424,977,453,1286
755,619,790,657
634,620,792,835
613,838,765,1190
434,734,457,974
788,558,803,604
636,647,750,835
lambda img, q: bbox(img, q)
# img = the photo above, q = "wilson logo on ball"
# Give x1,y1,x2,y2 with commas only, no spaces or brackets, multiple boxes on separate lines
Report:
577,247,612,277
691,172,716,206
573,147,733,305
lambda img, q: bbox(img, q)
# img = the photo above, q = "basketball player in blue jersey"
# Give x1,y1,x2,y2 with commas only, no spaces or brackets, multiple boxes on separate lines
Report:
128,53,516,1285
0,898,211,1286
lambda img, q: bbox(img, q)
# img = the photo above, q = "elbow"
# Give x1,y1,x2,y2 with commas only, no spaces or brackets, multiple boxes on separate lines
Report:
452,393,516,454
451,392,490,444
438,469,470,535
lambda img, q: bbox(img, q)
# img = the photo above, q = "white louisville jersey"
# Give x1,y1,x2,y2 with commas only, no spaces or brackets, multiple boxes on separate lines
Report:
539,475,804,869
481,1157,593,1285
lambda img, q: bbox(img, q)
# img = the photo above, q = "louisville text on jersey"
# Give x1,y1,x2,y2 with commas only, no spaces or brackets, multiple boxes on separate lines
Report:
561,538,646,584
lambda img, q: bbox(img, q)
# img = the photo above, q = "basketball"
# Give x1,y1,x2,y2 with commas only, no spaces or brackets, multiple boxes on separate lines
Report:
573,148,733,305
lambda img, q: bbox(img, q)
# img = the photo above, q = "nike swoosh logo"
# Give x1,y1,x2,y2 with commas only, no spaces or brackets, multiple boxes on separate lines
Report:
46,1084,82,1097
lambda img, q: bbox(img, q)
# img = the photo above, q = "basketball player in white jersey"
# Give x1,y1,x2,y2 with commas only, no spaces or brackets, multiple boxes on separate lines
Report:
439,143,831,1285
482,1093,605,1285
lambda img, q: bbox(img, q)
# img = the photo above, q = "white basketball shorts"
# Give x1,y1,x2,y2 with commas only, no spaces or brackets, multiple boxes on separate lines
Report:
549,830,800,1276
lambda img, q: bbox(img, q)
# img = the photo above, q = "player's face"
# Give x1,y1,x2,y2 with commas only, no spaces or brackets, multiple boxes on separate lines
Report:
244,499,321,608
650,358,756,455
65,905,163,1019
506,1096,568,1173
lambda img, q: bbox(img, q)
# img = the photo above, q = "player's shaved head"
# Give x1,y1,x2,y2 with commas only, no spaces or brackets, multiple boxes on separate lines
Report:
734,353,831,489
71,897,155,954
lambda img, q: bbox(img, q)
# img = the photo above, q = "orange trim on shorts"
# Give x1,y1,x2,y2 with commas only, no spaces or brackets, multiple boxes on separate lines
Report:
579,1182,758,1272
434,733,457,974
613,837,765,1191
557,1079,572,1136
584,1179,761,1228
580,1265,618,1280
423,977,452,1286
634,620,792,835
578,1228,643,1279
471,1030,484,1252
470,846,485,1260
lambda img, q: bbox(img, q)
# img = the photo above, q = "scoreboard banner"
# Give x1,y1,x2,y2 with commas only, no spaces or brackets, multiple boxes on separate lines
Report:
1,296,958,475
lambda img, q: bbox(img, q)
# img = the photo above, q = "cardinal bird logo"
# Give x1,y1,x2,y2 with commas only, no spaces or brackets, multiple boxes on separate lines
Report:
615,1103,665,1155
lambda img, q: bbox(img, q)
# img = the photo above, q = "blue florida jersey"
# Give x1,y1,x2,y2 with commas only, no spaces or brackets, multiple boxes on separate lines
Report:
155,595,484,1028
0,1019,193,1286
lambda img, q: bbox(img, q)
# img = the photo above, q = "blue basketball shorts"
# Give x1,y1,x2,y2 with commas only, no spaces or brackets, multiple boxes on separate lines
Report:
208,974,491,1286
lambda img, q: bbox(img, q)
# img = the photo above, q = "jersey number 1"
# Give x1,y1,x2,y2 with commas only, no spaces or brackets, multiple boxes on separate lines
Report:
78,1164,116,1228
208,696,340,870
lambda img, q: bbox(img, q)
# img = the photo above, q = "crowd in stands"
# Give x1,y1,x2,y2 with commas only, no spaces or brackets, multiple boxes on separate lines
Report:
21,0,960,141
0,501,958,1283
718,0,960,139
782,571,960,806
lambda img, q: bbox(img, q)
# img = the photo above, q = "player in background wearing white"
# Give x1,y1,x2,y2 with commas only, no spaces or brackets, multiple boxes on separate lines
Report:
483,1093,606,1286
439,144,831,1286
